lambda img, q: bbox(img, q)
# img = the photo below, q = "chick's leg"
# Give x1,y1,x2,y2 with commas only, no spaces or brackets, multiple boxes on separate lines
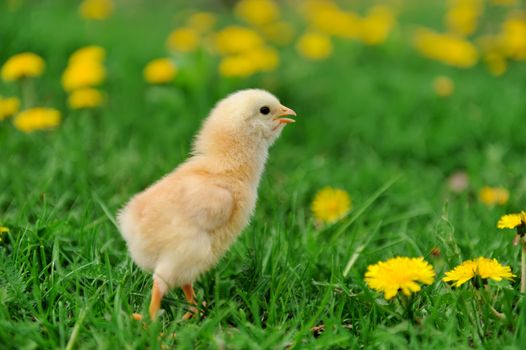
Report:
182,284,198,320
131,274,168,321
182,284,196,304
149,277,162,319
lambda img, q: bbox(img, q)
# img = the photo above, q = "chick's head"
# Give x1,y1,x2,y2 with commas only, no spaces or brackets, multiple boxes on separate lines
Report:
207,89,296,145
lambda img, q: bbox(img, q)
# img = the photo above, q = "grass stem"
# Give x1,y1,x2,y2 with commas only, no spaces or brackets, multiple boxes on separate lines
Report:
521,241,526,294
65,307,87,350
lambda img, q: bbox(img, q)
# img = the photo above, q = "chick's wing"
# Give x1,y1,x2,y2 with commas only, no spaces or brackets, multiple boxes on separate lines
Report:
176,176,234,232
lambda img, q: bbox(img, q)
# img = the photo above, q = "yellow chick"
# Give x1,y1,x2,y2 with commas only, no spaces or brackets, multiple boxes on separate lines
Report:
118,89,296,320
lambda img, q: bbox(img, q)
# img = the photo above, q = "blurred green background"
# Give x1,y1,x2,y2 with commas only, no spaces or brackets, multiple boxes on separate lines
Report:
1,0,526,348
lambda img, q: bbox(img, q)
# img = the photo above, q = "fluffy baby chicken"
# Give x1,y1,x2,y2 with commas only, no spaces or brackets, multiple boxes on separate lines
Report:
118,89,296,320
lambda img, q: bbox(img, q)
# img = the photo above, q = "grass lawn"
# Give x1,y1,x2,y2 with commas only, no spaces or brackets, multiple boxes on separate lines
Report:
1,1,526,349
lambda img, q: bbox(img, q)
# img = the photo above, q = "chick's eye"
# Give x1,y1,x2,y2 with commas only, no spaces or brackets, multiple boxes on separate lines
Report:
259,106,270,115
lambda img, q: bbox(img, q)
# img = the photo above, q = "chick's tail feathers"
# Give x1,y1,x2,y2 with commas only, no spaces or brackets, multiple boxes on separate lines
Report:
116,205,158,271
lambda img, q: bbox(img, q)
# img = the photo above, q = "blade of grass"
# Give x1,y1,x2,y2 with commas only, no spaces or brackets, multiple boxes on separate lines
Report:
331,174,401,243
92,192,118,229
343,221,382,277
65,307,87,350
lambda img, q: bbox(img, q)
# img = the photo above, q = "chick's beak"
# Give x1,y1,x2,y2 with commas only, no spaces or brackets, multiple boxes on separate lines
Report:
273,105,297,125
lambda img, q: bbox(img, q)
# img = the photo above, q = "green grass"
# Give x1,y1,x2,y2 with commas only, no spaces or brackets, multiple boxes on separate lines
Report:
1,1,526,349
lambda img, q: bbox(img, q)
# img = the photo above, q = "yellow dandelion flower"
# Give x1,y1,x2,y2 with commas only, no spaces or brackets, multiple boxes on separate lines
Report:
445,0,483,37
144,58,176,84
311,187,351,224
478,35,508,75
365,257,435,300
214,26,264,55
479,186,509,206
68,88,103,109
187,12,216,33
302,1,360,39
13,107,61,133
69,46,106,64
296,32,333,61
359,5,396,45
497,211,526,229
79,0,113,21
484,52,507,76
500,16,526,60
235,0,280,26
443,257,515,287
0,96,21,120
0,226,9,244
62,60,106,92
245,46,279,72
1,52,45,81
218,47,278,77
167,27,200,53
413,28,478,68
433,76,454,97
219,55,256,78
